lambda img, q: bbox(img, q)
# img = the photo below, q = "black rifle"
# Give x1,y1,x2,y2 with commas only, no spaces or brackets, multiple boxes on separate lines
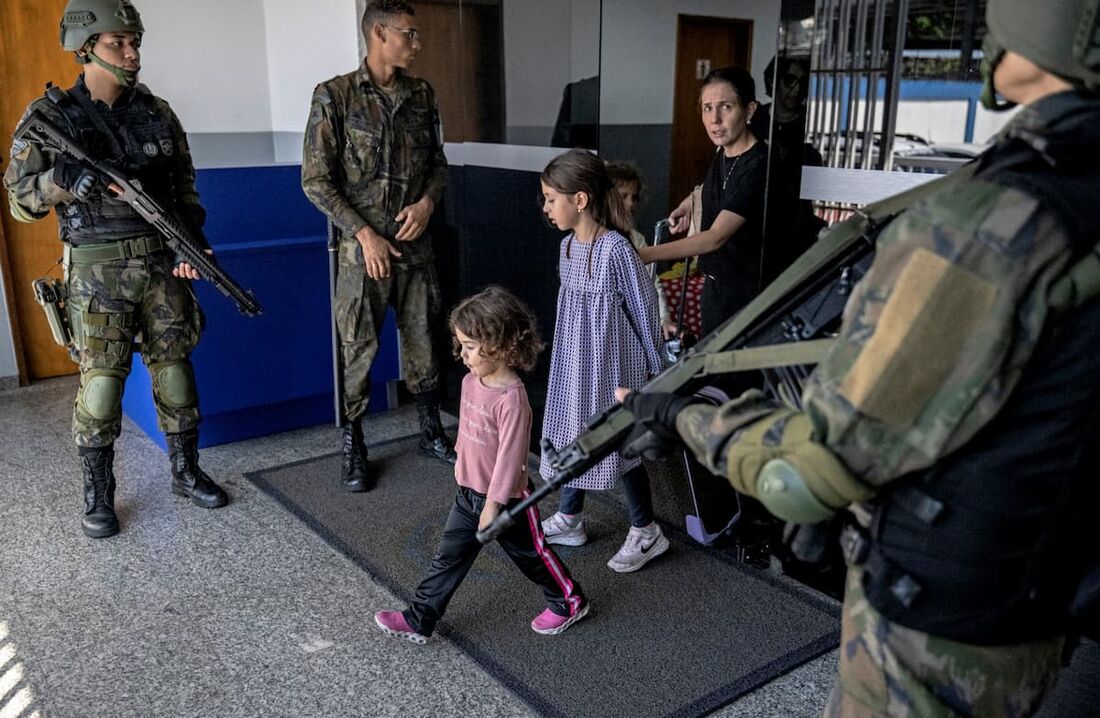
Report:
15,111,263,317
476,165,977,544
327,220,345,427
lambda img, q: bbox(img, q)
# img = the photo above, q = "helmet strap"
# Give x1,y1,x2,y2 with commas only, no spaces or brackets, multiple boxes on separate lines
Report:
87,49,139,88
980,36,1017,111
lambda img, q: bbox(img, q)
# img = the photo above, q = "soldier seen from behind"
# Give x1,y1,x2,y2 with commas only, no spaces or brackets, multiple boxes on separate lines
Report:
620,0,1100,714
301,0,455,493
3,0,229,539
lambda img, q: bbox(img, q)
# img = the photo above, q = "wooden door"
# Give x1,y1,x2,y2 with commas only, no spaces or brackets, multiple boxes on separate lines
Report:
410,1,504,143
0,0,79,381
668,15,753,210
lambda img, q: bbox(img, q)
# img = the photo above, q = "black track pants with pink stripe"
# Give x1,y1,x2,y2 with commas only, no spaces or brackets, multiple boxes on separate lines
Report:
403,485,585,636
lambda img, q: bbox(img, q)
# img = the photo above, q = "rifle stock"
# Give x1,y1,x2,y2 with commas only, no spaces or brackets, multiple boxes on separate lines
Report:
16,111,263,317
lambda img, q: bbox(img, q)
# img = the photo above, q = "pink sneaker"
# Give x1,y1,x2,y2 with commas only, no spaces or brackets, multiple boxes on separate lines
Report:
531,602,590,635
374,610,429,645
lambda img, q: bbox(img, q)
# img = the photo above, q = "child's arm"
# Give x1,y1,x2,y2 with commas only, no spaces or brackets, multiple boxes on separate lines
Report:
485,391,533,508
478,500,501,532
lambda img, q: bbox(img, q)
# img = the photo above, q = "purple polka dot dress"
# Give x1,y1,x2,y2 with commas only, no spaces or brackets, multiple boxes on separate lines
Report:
540,230,667,490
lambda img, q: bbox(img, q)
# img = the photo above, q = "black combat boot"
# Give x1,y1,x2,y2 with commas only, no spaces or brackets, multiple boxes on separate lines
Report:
415,392,457,465
80,446,120,539
341,418,373,492
167,430,229,508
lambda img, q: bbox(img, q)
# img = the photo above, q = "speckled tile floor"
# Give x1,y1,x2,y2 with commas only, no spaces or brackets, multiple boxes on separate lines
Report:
0,376,837,717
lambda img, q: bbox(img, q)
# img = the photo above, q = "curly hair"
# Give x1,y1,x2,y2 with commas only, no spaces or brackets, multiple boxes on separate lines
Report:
449,286,545,372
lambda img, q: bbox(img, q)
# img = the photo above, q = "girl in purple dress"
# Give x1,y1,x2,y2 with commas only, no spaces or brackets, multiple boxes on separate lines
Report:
538,149,670,573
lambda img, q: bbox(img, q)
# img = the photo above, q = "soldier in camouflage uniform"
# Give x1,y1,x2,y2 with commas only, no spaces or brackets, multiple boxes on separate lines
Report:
622,0,1100,714
4,0,229,539
301,0,455,493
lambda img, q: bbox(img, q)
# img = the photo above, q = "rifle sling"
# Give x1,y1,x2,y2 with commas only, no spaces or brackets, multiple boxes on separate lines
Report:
694,338,835,377
66,84,127,161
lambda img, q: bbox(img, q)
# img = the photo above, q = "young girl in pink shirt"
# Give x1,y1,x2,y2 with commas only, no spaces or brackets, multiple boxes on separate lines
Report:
375,286,588,644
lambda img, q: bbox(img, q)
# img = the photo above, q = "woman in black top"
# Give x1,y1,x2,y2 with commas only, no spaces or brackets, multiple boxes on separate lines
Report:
638,66,767,336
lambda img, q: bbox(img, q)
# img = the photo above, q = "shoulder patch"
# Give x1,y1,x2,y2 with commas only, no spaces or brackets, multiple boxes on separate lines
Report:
10,138,30,159
839,247,997,426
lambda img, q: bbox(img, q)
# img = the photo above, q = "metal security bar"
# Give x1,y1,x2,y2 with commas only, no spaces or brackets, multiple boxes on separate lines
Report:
808,0,909,170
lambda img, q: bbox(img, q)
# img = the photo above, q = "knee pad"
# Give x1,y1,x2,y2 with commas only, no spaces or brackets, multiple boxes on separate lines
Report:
151,360,196,408
80,370,125,421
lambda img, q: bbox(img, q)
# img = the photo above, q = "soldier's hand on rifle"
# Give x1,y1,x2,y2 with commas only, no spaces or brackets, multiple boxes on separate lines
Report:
616,388,695,461
173,249,213,281
355,225,401,280
394,196,434,242
52,155,100,201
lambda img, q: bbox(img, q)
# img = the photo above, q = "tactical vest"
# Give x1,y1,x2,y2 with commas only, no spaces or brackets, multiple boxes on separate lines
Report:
855,116,1100,646
47,82,180,245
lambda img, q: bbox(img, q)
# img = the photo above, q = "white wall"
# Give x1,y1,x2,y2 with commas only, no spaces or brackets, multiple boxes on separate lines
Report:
265,0,361,134
502,0,575,129
571,0,601,80
139,0,273,133
600,0,780,125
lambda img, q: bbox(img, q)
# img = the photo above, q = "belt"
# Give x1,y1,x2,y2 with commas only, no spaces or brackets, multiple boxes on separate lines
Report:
67,236,167,263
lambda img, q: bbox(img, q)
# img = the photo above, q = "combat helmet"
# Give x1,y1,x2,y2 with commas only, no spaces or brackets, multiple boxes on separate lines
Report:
60,0,143,52
982,0,1100,107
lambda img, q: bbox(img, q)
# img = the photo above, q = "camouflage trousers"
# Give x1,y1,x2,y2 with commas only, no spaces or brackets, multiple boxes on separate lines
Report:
334,256,441,421
67,249,204,447
826,567,1064,717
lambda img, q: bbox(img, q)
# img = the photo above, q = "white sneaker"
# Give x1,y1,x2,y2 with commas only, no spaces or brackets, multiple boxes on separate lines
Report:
607,523,670,573
541,512,588,546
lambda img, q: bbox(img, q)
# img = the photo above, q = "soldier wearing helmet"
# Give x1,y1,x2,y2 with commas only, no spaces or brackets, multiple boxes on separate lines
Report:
3,0,229,539
622,0,1100,713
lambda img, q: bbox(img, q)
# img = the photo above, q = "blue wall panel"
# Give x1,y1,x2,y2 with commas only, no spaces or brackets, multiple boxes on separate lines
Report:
122,165,399,451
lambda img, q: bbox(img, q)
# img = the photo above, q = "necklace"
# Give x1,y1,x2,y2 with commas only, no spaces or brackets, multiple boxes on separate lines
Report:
720,142,755,191
721,154,740,191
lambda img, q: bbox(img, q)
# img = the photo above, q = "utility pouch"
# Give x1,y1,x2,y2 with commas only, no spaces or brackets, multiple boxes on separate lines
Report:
31,278,74,348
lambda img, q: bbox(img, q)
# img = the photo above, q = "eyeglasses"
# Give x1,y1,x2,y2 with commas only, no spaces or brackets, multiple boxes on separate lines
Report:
385,25,421,44
780,72,808,87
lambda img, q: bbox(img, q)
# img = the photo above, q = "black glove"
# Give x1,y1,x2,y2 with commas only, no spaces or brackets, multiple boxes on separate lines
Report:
621,391,695,461
52,155,100,200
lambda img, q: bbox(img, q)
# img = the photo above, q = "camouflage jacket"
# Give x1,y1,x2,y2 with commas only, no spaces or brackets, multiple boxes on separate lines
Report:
301,63,448,266
4,76,206,245
680,90,1100,497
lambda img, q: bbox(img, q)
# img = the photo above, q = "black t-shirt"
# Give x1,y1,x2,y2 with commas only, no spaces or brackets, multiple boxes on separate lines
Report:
698,140,768,316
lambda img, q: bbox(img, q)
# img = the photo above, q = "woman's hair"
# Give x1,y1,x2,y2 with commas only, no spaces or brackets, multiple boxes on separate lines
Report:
605,160,645,209
701,65,757,108
449,285,545,372
541,149,632,238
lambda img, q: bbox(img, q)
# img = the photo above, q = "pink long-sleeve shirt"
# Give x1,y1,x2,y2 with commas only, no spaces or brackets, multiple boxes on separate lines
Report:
454,372,533,505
